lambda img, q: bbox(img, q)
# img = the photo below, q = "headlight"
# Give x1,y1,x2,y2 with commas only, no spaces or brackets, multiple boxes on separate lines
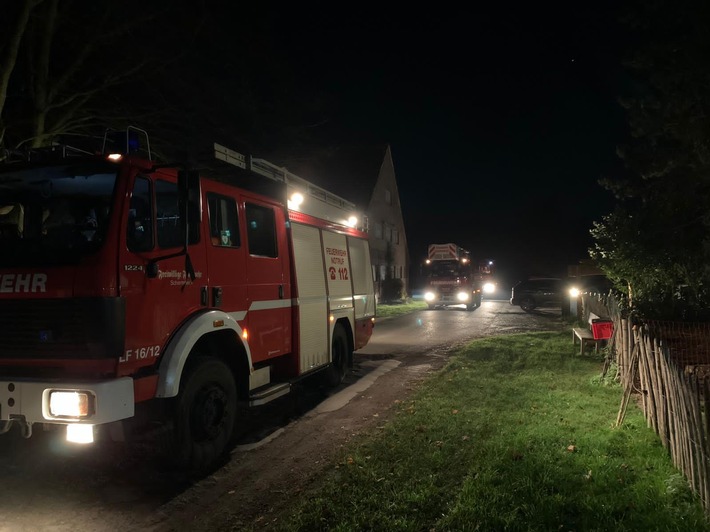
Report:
457,291,469,302
569,287,580,298
49,390,94,418
483,282,495,294
424,291,436,302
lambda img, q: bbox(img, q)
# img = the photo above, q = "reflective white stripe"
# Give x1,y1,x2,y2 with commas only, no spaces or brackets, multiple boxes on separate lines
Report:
228,310,247,321
293,295,327,306
329,295,353,310
249,299,293,311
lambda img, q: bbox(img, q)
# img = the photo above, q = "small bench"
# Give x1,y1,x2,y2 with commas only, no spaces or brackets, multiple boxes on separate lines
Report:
572,327,600,355
572,312,611,355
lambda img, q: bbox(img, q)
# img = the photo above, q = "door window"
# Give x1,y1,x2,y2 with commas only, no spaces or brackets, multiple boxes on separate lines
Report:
155,179,200,249
245,203,277,257
127,176,153,252
208,193,240,247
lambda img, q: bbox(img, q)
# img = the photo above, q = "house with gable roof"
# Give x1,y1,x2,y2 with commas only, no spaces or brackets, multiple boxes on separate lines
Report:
366,145,409,301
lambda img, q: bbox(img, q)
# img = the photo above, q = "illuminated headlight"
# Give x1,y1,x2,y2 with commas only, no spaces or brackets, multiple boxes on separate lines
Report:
67,424,94,444
457,291,469,302
424,291,436,302
569,287,580,298
49,391,94,418
483,282,496,294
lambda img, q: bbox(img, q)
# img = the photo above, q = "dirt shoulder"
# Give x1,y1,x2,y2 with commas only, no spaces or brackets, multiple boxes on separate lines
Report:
147,348,455,531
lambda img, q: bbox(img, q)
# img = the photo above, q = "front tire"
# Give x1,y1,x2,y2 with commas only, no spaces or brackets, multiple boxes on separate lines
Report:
165,358,237,474
520,298,536,312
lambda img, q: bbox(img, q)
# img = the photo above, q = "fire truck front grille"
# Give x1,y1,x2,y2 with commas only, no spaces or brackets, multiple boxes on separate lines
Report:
0,298,125,359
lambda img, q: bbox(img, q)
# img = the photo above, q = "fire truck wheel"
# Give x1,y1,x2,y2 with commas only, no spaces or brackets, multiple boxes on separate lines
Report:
324,324,350,387
167,358,237,473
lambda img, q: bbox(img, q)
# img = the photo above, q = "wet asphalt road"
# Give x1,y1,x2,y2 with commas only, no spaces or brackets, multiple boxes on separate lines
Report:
360,298,565,356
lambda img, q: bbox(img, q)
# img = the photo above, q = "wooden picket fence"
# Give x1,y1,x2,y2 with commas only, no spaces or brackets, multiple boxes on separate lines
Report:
583,293,710,513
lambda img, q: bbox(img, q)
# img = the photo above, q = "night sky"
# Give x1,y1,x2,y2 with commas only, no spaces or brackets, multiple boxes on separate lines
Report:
255,3,628,289
196,2,625,283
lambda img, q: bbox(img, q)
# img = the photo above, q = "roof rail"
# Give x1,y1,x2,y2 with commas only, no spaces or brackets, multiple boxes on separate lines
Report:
213,143,365,230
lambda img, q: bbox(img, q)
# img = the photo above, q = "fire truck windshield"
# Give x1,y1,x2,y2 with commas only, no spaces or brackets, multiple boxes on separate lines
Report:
427,260,470,278
0,161,117,266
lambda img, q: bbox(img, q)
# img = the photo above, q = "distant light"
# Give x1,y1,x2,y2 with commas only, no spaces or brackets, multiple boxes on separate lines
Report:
569,287,580,298
488,261,494,265
347,216,358,227
483,282,496,294
425,259,431,265
424,291,436,302
107,153,122,161
457,291,469,302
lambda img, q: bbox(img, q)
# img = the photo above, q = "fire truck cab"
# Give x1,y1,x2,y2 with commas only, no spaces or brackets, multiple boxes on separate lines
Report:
0,130,375,472
422,243,483,310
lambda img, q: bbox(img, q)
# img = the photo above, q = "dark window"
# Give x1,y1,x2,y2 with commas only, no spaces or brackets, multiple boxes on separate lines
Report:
127,176,153,252
207,193,239,247
155,179,200,249
245,203,277,257
374,222,383,239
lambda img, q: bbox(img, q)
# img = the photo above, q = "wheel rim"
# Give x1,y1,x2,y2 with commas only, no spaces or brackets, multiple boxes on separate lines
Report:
190,384,228,442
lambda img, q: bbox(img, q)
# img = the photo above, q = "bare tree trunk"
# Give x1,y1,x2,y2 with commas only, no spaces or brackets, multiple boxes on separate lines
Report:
0,0,43,146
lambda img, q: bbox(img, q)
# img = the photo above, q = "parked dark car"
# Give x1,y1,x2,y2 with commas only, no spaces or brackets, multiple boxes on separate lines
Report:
510,278,564,312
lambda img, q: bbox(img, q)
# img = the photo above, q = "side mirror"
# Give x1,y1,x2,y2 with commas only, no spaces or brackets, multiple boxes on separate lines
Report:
177,169,200,244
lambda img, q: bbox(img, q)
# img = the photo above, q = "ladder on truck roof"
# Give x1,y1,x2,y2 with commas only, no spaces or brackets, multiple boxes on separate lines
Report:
214,143,365,231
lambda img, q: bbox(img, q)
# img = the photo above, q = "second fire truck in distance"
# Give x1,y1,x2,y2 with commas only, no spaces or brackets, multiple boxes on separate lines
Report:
422,243,492,310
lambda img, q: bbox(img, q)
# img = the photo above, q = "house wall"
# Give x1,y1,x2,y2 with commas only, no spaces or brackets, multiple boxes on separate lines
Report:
366,146,409,301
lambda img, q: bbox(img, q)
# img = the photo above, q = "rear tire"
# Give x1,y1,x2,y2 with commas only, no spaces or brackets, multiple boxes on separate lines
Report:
323,324,350,387
165,358,237,475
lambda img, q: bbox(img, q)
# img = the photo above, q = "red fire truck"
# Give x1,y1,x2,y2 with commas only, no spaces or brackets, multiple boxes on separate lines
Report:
0,129,375,471
423,243,483,310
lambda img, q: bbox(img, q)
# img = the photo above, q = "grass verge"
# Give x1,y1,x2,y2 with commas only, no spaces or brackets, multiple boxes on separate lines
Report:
376,300,428,320
263,331,709,531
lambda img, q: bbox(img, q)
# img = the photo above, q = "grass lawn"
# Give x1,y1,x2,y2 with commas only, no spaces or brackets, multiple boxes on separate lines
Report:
260,331,710,531
376,300,428,320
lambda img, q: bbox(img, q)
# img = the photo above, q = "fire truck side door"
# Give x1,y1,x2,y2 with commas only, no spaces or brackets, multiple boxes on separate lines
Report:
243,199,291,363
119,174,208,376
203,190,247,314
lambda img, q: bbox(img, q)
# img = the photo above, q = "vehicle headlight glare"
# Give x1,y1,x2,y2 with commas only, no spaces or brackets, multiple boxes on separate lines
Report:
569,287,580,298
67,423,94,444
457,291,469,302
424,291,436,302
483,282,495,294
49,391,93,418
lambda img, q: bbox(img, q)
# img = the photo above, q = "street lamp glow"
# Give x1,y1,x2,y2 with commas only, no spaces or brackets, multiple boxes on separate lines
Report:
347,216,358,227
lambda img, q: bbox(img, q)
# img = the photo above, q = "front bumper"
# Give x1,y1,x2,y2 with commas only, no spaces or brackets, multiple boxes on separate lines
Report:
0,377,134,425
